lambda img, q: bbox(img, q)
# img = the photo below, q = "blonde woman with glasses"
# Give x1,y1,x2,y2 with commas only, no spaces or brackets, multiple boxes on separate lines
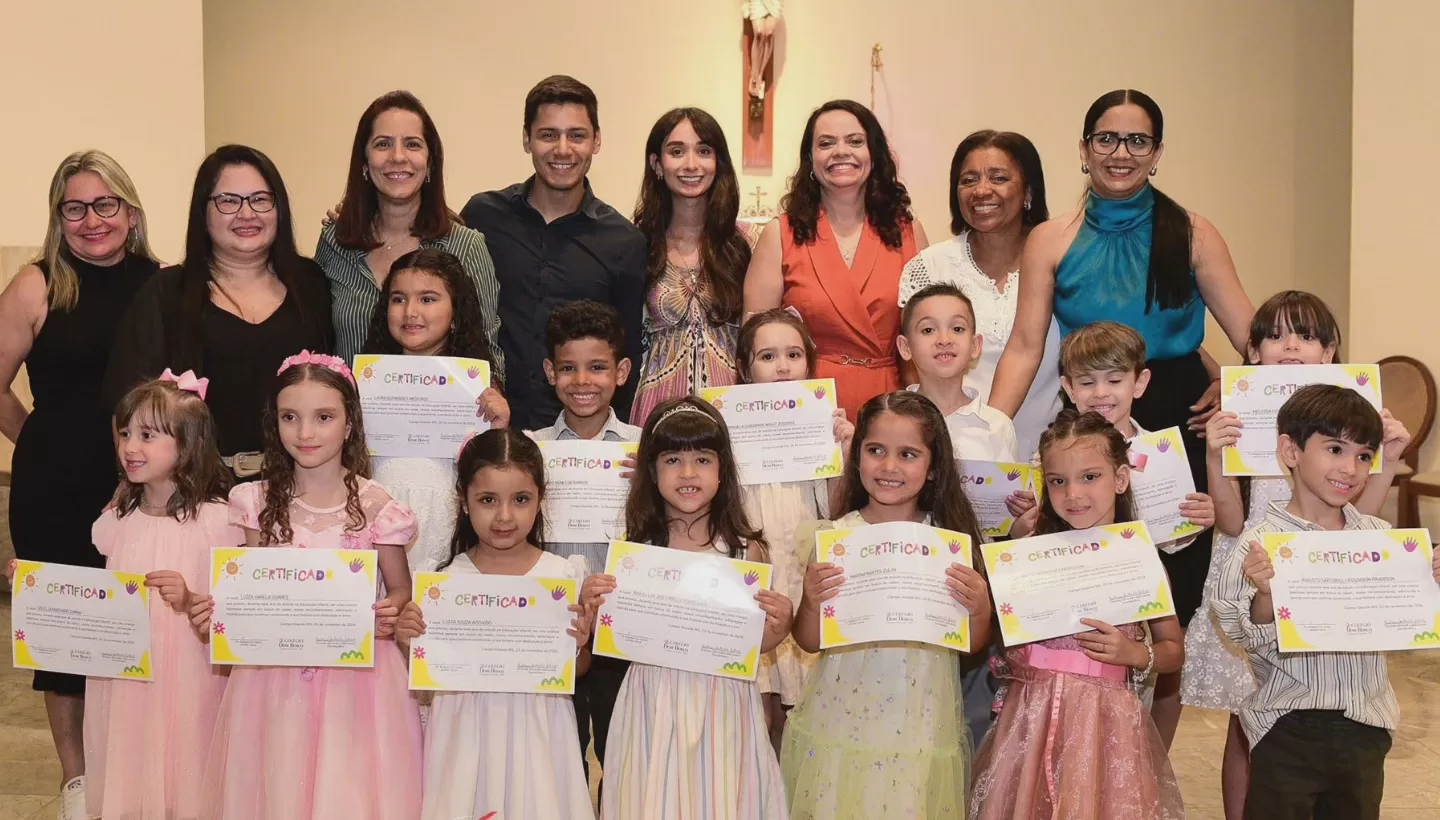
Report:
0,149,160,820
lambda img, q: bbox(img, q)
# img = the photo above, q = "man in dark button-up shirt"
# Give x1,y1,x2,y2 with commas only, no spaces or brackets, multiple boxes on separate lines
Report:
461,75,646,430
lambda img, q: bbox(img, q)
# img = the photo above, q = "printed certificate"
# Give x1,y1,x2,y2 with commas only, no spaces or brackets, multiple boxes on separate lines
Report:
814,521,973,651
408,573,578,693
1220,364,1383,476
11,561,151,680
209,548,378,667
1127,427,1202,545
538,439,635,542
981,522,1175,646
354,354,491,459
1264,529,1440,653
592,541,772,680
956,460,1037,538
701,379,843,485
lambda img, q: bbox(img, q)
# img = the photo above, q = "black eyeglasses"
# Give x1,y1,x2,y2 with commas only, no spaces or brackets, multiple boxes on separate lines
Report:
1085,131,1158,157
210,192,276,215
58,196,123,222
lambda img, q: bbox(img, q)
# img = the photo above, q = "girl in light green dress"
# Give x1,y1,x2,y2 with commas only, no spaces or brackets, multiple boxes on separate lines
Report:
781,390,993,819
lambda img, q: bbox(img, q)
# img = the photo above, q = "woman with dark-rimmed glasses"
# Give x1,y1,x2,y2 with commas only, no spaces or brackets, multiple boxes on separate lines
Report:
0,149,160,819
103,144,334,480
988,89,1256,766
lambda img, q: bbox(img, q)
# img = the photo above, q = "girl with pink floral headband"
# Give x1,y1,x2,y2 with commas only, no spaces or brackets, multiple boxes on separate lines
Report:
190,350,424,816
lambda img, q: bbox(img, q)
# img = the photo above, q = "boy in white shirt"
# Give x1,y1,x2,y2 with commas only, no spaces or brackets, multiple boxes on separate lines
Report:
897,283,1019,462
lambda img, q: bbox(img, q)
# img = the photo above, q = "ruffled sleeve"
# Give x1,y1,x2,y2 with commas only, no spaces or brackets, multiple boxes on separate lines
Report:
369,499,418,547
562,553,589,579
91,509,122,559
227,482,265,531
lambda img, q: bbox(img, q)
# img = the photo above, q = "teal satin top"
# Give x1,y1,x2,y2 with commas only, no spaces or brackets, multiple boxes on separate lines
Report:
1052,184,1205,360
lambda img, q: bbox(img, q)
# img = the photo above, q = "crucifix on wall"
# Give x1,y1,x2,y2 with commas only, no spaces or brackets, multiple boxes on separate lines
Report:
741,0,783,170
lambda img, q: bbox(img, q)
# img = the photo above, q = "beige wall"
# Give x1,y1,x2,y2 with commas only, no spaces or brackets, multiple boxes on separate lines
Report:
0,0,206,471
203,0,1353,366
1352,0,1440,512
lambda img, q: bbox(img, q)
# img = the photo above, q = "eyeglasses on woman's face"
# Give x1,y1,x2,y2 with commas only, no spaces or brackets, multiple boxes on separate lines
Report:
58,196,124,222
1085,131,1158,157
209,192,276,215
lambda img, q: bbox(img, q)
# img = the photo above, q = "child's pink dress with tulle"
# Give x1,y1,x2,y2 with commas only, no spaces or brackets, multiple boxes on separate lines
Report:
203,480,423,820
969,627,1186,820
84,502,237,820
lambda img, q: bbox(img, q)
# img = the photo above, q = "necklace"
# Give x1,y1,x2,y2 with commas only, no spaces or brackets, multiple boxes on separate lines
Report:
140,501,169,514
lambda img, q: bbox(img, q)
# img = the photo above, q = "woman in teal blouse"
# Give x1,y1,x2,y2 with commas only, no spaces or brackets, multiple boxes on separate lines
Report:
989,88,1256,747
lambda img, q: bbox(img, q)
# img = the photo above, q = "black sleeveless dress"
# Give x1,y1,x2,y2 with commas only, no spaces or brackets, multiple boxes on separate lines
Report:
10,252,157,693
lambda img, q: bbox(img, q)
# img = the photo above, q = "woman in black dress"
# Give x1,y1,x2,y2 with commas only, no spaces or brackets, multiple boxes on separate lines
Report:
0,150,160,815
103,145,333,475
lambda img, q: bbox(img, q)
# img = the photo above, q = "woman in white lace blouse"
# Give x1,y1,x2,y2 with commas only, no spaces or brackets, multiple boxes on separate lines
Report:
898,130,1062,457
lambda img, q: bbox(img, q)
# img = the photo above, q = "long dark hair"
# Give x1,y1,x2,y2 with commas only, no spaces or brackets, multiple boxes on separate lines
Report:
948,130,1049,235
334,91,456,250
1034,409,1137,536
633,108,749,324
176,145,323,372
440,428,548,570
361,248,494,361
1083,90,1194,313
112,378,230,521
839,392,983,547
257,362,371,545
782,100,914,251
625,397,763,559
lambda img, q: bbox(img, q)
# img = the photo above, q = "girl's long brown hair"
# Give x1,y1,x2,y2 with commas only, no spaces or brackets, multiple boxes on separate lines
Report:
113,379,230,521
257,364,372,545
440,429,549,570
624,397,764,559
1034,409,1137,536
838,392,983,549
632,107,750,325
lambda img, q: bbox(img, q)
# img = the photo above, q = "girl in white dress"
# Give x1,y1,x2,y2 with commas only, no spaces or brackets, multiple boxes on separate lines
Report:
1190,290,1409,820
734,308,853,744
360,248,510,575
396,428,594,820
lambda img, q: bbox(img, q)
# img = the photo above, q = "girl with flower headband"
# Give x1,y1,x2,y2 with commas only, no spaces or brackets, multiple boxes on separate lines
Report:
734,307,853,748
190,351,424,818
583,396,794,819
74,371,239,819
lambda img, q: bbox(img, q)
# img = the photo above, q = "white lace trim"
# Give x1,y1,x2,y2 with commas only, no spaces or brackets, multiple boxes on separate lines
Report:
898,232,1019,345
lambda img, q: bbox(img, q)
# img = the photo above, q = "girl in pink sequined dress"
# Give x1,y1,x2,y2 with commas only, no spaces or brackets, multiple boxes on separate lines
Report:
971,409,1186,820
83,373,238,820
192,353,423,820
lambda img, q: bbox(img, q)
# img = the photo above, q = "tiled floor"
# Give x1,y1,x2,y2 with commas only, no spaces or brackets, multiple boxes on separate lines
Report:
1,592,1436,819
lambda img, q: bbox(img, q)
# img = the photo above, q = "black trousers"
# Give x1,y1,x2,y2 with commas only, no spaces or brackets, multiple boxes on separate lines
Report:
574,655,630,792
1244,710,1391,820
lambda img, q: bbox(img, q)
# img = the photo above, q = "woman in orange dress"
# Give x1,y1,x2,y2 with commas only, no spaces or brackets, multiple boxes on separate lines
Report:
744,99,927,422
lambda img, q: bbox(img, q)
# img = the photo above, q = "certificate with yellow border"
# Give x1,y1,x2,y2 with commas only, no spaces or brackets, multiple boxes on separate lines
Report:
814,521,973,651
538,439,637,542
956,460,1036,538
354,354,491,459
1265,529,1440,653
409,573,578,693
11,561,151,680
209,547,377,667
592,541,772,680
1220,364,1382,476
701,379,843,485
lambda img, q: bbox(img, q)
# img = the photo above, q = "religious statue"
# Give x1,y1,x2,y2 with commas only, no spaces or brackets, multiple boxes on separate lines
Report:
741,0,783,104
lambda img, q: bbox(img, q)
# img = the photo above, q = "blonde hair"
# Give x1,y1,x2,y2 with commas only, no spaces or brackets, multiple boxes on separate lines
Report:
1059,321,1147,378
33,150,156,311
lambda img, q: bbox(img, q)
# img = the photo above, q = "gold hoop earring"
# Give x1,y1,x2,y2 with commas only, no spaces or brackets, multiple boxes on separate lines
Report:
1149,167,1158,177
1081,164,1089,174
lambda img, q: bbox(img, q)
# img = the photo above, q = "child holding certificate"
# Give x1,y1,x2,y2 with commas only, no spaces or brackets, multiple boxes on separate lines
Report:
896,283,1019,462
970,409,1185,820
1196,290,1409,818
81,372,237,820
1212,385,1430,819
361,248,510,575
394,428,594,820
734,307,854,745
785,390,992,819
583,397,794,820
190,352,424,819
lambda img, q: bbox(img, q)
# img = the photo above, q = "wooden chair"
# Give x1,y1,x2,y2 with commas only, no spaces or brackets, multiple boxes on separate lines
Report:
1381,356,1438,528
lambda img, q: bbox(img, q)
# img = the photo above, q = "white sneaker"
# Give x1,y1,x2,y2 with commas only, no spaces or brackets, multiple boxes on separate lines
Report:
57,775,86,820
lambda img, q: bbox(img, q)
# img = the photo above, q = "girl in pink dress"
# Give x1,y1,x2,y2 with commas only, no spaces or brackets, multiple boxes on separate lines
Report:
970,409,1186,820
192,352,423,820
83,371,237,820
